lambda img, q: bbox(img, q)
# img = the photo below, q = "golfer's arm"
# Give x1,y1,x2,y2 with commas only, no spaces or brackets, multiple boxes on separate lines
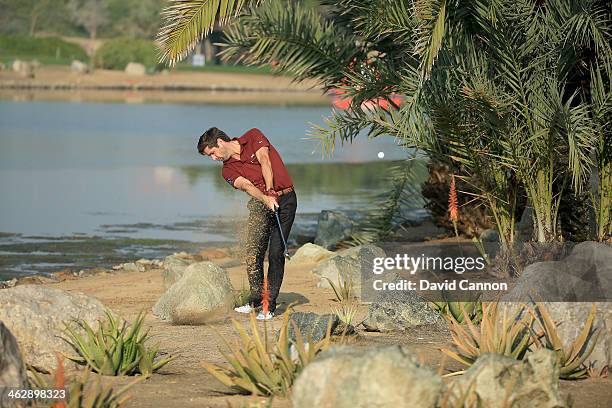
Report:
255,147,274,191
234,177,267,202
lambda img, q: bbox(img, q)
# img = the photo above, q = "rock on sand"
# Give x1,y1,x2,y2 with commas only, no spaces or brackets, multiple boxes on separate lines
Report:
292,346,442,408
152,262,234,325
0,285,109,372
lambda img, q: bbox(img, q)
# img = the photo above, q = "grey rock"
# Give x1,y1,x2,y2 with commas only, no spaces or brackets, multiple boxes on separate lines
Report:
314,210,354,249
288,243,334,264
125,62,146,75
503,241,612,302
480,229,500,242
162,253,195,288
516,206,534,242
292,346,442,408
0,323,27,408
453,350,566,408
0,285,109,372
313,244,386,299
288,217,318,246
0,322,27,387
152,262,234,325
362,289,441,332
285,312,339,343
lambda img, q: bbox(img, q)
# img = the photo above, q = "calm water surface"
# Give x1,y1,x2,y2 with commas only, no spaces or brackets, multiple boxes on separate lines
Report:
0,99,417,277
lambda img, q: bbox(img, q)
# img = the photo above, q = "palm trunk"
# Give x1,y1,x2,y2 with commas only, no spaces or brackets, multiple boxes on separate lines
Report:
595,162,612,241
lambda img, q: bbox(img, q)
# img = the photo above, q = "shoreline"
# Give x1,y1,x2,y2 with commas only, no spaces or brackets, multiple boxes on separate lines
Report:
0,66,323,93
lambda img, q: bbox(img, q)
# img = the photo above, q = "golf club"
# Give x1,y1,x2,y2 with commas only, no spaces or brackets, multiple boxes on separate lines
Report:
274,208,291,260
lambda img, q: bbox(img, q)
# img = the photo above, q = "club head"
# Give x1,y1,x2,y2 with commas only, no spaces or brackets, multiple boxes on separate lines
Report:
284,252,291,260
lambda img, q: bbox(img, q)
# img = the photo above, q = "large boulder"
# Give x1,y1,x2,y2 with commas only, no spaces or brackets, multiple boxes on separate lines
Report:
292,346,442,408
313,244,385,299
503,241,612,302
289,243,334,264
362,289,442,332
0,322,27,392
152,262,234,325
162,253,196,288
314,210,355,249
452,350,566,408
125,62,146,76
0,285,109,373
288,217,318,246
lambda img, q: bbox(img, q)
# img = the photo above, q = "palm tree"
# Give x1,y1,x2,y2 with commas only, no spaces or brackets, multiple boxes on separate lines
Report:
157,0,612,244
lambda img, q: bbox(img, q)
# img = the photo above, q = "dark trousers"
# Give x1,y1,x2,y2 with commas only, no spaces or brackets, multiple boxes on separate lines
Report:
244,191,297,312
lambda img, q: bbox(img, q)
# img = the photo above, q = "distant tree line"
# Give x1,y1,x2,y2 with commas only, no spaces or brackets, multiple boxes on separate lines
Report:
0,0,165,39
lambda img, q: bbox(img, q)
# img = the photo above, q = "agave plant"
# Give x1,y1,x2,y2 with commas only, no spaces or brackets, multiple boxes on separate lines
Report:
441,303,534,369
202,309,332,396
430,299,483,325
529,303,602,379
28,355,141,408
63,311,175,377
323,271,354,304
332,302,359,327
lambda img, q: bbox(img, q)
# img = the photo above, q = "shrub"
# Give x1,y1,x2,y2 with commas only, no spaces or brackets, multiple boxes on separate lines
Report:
530,303,602,379
0,35,87,61
202,310,332,396
93,37,159,71
64,311,175,377
441,303,534,369
28,355,141,408
430,300,483,325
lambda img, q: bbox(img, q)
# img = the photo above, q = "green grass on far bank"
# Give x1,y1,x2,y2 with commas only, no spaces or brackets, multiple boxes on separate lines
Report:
0,34,290,77
0,35,88,64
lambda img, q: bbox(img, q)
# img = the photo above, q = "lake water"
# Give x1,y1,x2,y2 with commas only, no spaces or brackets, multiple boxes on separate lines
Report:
0,99,420,278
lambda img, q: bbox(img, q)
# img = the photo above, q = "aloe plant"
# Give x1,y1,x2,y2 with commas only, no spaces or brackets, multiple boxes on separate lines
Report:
202,309,332,396
441,303,534,369
529,303,602,379
430,300,483,325
64,311,175,376
323,271,354,304
28,355,142,408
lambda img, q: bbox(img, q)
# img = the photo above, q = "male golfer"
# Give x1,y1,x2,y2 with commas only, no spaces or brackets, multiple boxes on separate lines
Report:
197,127,296,320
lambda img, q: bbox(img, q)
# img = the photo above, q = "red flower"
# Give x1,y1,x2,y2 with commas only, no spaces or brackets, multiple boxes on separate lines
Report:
449,175,459,223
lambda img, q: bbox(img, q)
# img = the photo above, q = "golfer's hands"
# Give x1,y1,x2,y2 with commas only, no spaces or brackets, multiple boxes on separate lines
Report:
263,195,279,211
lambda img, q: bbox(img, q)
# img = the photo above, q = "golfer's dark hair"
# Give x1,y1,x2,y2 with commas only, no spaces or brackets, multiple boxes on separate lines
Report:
197,127,230,154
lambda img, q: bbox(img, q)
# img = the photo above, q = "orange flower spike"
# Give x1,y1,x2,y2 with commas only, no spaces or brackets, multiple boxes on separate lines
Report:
262,274,269,315
449,175,459,223
52,354,66,408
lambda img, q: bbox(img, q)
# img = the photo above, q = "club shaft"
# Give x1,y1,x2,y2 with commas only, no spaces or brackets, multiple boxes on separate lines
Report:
274,210,289,255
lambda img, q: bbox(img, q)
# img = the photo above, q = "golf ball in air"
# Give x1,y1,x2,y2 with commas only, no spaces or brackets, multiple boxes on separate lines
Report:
378,151,385,159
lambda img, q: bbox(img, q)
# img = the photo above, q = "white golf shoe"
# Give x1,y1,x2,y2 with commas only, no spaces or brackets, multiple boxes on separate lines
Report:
234,304,254,314
256,311,274,321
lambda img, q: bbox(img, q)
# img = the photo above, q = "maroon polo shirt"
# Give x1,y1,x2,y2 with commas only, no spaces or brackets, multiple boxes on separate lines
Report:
222,128,293,193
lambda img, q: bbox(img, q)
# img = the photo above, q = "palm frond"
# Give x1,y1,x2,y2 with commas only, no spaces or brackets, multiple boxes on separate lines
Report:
157,0,261,65
218,1,359,84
